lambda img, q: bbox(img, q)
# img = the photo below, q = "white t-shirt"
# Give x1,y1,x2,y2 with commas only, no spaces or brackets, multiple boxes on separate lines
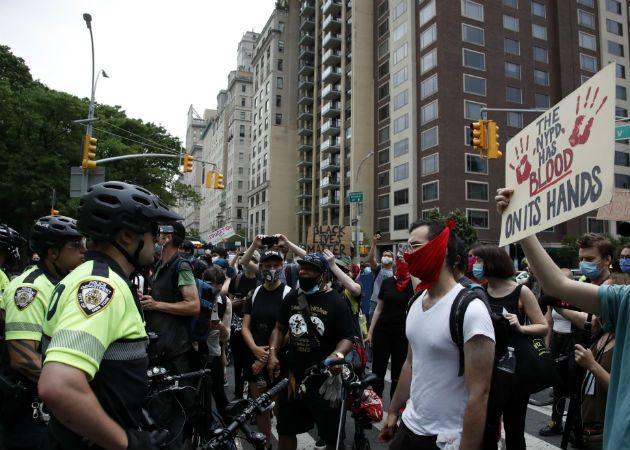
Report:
552,309,572,334
402,283,495,437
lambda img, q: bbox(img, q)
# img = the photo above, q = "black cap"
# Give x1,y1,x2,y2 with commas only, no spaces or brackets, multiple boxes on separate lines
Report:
296,253,330,275
160,222,186,239
260,249,284,262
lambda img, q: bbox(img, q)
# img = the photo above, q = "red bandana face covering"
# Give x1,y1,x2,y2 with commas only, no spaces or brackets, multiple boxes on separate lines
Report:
395,260,411,292
403,220,454,290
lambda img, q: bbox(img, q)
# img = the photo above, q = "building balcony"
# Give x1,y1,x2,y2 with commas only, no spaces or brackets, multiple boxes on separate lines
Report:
321,138,341,155
322,101,341,119
320,195,340,208
301,0,315,15
299,46,315,61
296,207,312,215
323,0,342,15
321,84,341,101
298,61,314,76
298,77,314,91
322,119,341,136
322,48,341,66
297,107,313,121
297,174,313,183
296,189,312,199
321,156,340,172
322,15,342,33
323,32,342,49
322,66,342,84
299,32,314,46
298,124,313,136
320,176,340,190
297,154,313,167
298,94,313,106
300,17,315,32
297,141,313,152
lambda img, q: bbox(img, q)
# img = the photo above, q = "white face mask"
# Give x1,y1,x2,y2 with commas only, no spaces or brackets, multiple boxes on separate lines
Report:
381,256,393,265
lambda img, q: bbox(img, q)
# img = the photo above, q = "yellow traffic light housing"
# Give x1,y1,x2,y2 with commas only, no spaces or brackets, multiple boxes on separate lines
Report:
205,170,225,189
50,207,59,215
487,120,502,159
470,120,487,158
183,154,194,173
82,134,97,170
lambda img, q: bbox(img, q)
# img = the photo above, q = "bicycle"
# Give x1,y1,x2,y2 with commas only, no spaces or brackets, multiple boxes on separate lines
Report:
202,377,289,450
299,358,383,450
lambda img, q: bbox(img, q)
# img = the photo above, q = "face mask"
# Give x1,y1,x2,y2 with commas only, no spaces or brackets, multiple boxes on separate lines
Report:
299,276,320,294
472,263,485,281
381,256,393,265
262,269,281,283
580,261,601,279
620,258,630,274
154,243,163,255
403,221,452,290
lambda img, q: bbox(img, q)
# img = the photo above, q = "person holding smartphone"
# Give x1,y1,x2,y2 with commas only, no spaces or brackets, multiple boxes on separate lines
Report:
367,233,394,323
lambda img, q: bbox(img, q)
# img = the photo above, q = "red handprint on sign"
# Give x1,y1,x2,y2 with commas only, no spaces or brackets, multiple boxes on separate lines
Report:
508,135,532,185
568,86,607,147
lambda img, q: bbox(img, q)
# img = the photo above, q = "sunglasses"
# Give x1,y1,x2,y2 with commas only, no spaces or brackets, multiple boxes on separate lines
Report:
64,238,87,250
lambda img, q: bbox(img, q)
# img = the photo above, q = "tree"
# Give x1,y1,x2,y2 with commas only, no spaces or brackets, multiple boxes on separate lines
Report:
423,208,478,249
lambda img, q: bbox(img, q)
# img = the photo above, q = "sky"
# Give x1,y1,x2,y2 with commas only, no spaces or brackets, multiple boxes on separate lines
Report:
0,0,275,143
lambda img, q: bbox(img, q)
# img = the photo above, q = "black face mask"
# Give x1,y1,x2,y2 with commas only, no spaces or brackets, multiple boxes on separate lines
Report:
299,275,319,293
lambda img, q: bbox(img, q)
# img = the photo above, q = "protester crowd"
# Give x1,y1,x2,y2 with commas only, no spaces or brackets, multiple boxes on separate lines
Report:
0,180,628,450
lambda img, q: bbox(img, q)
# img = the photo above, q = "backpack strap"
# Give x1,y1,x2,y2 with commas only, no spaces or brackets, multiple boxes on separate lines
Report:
234,272,243,294
251,285,263,308
297,293,321,348
449,288,483,377
282,285,292,299
406,289,423,315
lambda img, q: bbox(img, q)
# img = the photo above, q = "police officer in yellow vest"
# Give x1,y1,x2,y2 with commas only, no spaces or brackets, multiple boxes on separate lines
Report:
1,215,86,449
38,182,182,450
0,223,25,306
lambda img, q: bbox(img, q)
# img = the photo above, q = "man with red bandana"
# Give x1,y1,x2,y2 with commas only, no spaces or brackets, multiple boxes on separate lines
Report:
380,220,495,450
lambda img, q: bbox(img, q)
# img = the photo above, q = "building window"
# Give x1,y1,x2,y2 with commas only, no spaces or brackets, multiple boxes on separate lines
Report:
393,65,409,86
533,46,548,63
278,40,285,52
394,189,409,205
419,0,436,27
241,97,246,107
462,24,484,46
616,64,626,79
464,74,486,96
608,41,624,57
580,53,597,72
378,20,389,38
421,50,437,74
607,0,621,14
378,194,390,210
394,90,409,110
378,149,390,165
606,19,623,36
579,32,596,50
378,217,390,233
503,14,519,31
504,37,520,55
421,74,438,99
277,77,283,89
277,59,283,71
466,181,489,201
588,217,605,233
276,95,282,107
394,214,409,230
463,48,485,70
578,10,595,29
464,100,485,120
275,114,282,125
393,43,408,65
535,93,550,108
378,61,389,78
615,151,630,167
422,181,439,202
507,111,523,128
394,162,409,181
421,100,438,124
466,153,488,174
378,171,390,187
393,0,407,20
617,85,627,100
532,1,546,17
503,0,517,7
462,0,484,21
421,126,438,150
378,105,390,122
239,125,245,137
393,22,407,41
378,0,389,17
378,40,389,59
422,153,439,176
378,83,389,100
378,126,390,144
240,111,246,120
421,24,437,50
532,23,547,40
394,138,409,157
505,61,521,79
616,106,628,118
615,173,630,188
534,69,549,86
467,209,489,228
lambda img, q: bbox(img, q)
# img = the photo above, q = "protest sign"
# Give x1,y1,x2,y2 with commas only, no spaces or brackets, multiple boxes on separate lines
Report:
597,191,630,221
208,223,235,245
306,225,352,256
500,64,615,246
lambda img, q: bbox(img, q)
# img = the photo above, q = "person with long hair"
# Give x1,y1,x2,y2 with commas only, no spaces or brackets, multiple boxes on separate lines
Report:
473,244,548,450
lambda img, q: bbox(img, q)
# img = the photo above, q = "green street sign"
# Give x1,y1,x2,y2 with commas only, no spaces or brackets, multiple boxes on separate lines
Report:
616,125,630,140
348,191,363,203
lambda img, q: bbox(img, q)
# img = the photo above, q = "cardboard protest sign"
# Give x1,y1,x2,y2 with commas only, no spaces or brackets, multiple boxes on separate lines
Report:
306,225,352,256
597,191,630,221
500,64,615,246
208,223,235,245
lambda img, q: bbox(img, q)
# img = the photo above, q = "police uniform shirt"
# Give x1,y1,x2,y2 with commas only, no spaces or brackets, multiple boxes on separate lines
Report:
0,268,11,310
42,251,148,434
3,263,59,342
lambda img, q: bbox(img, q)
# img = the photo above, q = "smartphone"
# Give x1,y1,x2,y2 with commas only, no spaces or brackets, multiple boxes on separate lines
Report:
374,231,382,239
398,243,408,253
262,236,279,246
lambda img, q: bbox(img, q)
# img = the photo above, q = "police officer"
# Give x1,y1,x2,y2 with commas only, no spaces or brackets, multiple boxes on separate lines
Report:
0,223,25,305
1,215,86,449
37,181,181,450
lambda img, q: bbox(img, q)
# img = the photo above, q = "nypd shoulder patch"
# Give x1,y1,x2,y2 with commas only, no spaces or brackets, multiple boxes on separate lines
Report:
14,286,38,311
76,280,115,317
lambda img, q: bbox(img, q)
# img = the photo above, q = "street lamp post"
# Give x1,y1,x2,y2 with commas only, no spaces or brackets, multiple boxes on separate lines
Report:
354,152,374,266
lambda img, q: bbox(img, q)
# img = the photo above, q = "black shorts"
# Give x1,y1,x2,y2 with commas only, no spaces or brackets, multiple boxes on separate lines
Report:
389,420,438,450
276,376,342,445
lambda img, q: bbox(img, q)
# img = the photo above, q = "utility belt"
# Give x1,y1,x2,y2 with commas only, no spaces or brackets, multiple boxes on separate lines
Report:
0,369,50,424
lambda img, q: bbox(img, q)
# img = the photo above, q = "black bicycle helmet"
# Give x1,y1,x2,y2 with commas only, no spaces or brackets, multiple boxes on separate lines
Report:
191,257,209,279
77,181,183,240
29,215,82,254
0,224,25,261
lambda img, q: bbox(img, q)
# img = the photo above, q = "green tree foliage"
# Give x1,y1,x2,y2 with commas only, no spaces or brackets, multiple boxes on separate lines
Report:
0,45,200,238
423,208,478,250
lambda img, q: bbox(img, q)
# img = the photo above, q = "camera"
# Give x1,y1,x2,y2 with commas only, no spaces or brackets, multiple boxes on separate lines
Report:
262,236,279,246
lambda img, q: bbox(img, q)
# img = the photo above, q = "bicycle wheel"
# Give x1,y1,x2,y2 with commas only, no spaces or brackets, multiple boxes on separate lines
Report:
145,391,186,445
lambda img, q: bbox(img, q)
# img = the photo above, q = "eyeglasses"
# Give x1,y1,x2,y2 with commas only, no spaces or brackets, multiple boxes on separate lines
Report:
620,255,630,260
406,242,425,253
65,238,87,250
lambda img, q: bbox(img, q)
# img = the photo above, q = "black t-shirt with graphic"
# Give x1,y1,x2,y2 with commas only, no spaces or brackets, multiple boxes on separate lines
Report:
375,276,414,333
279,288,354,373
228,273,260,317
243,283,287,346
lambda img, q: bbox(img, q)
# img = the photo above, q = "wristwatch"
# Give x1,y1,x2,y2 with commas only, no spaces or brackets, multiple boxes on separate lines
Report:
334,351,344,359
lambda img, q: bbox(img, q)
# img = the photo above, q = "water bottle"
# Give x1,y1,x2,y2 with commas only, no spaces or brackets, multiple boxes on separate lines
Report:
496,346,516,374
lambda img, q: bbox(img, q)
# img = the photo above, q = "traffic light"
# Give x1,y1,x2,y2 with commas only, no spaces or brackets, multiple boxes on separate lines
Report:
50,207,59,215
183,154,194,172
214,172,225,189
470,120,487,156
487,120,502,159
82,134,97,170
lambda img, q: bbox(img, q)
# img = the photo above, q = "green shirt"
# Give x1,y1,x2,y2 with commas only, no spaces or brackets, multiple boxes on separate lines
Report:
3,264,57,342
0,268,10,309
43,257,147,380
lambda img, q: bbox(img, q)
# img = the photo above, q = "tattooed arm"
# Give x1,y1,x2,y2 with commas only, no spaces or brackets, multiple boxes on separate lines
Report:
7,339,42,382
